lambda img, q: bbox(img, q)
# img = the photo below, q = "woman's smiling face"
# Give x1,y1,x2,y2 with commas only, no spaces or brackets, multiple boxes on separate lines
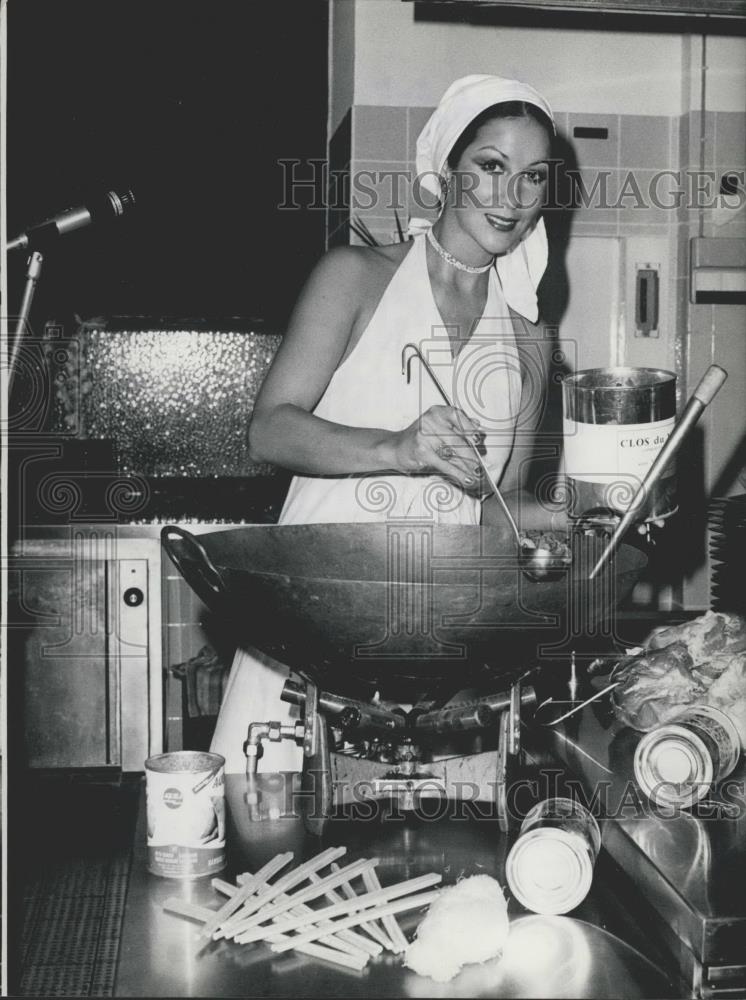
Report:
445,115,551,256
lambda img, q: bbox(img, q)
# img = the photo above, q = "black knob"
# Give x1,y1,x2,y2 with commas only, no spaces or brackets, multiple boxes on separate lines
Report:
339,707,361,730
123,587,144,607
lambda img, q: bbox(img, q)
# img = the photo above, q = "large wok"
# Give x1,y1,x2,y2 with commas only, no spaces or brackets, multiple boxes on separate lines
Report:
162,523,647,693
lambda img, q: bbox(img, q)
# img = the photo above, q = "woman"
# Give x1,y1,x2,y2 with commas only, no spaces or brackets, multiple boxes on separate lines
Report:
212,74,557,771
252,73,554,525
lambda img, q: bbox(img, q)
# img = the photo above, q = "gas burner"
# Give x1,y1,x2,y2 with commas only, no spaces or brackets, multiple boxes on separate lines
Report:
244,674,536,835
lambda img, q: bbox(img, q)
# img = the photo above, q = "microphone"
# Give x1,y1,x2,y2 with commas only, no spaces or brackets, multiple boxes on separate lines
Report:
6,188,136,253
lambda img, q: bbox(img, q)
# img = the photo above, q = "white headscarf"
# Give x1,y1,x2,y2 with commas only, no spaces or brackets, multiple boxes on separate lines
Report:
412,74,555,323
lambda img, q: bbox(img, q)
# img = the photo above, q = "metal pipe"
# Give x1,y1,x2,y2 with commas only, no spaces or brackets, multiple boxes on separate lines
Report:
244,722,270,774
414,686,536,733
281,679,405,732
9,250,43,396
282,680,537,736
413,702,495,734
244,720,304,774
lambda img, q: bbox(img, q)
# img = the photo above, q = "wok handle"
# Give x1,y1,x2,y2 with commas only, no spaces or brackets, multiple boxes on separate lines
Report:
160,525,227,605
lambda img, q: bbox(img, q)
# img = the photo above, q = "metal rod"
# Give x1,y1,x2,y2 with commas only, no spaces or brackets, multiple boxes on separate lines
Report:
589,364,728,580
414,702,495,733
401,342,522,543
413,686,536,733
281,679,405,732
537,679,621,726
569,650,578,703
8,250,43,397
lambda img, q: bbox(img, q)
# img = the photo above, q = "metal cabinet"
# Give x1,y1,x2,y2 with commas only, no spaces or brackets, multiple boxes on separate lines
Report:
9,528,163,771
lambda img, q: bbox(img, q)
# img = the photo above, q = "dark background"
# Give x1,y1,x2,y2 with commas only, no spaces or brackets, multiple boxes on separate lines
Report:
6,0,329,330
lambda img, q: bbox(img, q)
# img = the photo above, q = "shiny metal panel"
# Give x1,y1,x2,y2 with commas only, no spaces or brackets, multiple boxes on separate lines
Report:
14,557,112,768
11,527,167,768
115,774,675,998
115,559,150,771
541,705,746,969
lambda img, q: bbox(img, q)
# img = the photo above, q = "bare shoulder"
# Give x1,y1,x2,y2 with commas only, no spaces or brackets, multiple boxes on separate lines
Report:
313,241,412,281
305,242,412,318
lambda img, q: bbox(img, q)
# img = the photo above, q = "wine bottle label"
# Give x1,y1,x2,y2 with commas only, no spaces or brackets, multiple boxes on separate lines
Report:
563,416,675,485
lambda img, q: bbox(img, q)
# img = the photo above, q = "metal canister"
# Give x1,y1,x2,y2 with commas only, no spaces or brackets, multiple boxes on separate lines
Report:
145,751,226,878
634,705,741,809
562,367,677,522
505,797,601,915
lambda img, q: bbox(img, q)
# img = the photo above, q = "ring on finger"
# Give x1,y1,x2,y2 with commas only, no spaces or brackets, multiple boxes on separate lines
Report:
437,444,455,460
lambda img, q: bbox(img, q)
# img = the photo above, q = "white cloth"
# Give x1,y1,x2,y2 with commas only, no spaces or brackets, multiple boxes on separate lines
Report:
279,234,522,525
211,646,303,774
412,73,556,324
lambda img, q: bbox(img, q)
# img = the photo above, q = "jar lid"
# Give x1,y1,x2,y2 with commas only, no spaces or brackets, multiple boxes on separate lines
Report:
506,829,594,915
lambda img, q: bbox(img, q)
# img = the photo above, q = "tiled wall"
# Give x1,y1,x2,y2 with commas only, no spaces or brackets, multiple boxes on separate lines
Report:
162,564,235,751
676,109,746,607
327,108,351,248
331,105,689,377
327,106,710,245
330,104,745,242
702,111,746,241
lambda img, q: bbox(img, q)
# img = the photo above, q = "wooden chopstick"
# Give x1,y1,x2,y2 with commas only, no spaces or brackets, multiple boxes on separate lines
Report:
327,863,394,951
212,877,238,895
237,874,377,958
234,872,442,945
269,889,442,953
162,892,367,970
272,939,368,971
227,857,378,939
164,845,443,975
307,869,389,954
216,845,347,939
199,852,293,939
361,869,409,953
214,873,372,959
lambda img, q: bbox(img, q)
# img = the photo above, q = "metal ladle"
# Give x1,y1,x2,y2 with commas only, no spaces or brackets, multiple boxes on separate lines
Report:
402,342,571,583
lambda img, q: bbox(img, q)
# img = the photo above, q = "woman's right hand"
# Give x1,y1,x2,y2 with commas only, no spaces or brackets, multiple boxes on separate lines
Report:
389,405,483,489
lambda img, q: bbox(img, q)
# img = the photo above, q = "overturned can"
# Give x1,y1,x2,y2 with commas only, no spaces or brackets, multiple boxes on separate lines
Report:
506,797,601,915
562,367,677,522
145,751,226,879
634,705,741,809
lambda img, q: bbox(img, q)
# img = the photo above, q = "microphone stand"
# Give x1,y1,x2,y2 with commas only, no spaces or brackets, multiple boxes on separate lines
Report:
8,249,44,397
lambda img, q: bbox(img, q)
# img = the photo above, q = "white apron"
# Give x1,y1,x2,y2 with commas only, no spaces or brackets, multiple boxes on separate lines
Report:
211,236,522,772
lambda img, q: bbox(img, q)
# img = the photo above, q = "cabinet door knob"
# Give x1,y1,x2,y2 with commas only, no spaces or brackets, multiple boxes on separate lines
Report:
123,587,144,607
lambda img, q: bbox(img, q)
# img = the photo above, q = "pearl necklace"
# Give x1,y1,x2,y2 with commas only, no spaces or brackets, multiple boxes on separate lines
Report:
426,227,493,275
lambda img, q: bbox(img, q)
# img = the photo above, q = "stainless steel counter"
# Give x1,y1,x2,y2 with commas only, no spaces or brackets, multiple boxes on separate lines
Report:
115,773,674,998
537,701,746,997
